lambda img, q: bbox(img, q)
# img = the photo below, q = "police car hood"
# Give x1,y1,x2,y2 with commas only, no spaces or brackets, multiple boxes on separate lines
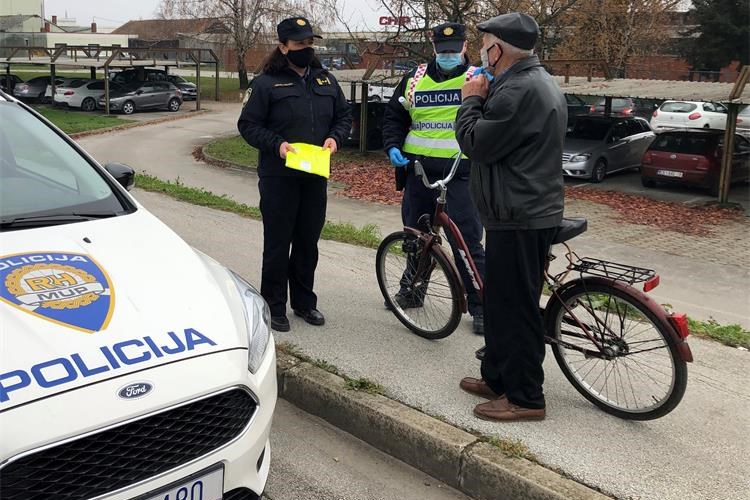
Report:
0,208,249,410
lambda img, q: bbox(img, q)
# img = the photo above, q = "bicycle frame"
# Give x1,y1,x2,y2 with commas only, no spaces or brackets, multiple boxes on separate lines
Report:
409,157,692,363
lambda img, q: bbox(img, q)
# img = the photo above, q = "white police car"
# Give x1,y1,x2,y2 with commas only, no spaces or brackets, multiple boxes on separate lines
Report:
0,91,276,499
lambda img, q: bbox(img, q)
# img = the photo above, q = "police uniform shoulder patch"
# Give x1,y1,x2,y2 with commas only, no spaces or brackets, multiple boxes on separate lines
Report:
242,87,253,105
316,76,331,86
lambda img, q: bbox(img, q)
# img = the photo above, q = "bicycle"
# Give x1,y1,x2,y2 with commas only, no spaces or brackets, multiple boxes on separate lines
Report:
375,154,693,420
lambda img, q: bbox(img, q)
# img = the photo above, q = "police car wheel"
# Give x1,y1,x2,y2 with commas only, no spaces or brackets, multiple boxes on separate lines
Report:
591,159,607,183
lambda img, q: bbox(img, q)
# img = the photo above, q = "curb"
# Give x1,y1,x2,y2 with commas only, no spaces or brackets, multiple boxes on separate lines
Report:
200,144,257,171
69,109,210,140
276,350,610,500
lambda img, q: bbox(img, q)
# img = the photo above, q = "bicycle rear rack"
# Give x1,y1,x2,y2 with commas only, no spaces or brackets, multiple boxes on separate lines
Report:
569,257,656,285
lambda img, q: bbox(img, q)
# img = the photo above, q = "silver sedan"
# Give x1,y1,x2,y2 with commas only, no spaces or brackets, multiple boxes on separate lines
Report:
562,116,655,183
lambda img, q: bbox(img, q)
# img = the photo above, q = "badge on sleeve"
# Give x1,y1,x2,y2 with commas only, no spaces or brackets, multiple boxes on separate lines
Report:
242,87,253,106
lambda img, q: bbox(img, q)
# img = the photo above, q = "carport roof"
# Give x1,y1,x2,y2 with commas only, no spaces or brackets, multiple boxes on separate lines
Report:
0,56,197,68
331,70,749,104
555,76,749,104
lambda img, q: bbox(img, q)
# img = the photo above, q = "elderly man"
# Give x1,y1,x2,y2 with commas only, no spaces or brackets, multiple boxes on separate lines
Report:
455,13,567,421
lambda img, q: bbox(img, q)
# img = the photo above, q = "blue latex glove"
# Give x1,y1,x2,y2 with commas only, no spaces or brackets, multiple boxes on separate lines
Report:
388,147,410,168
476,67,495,82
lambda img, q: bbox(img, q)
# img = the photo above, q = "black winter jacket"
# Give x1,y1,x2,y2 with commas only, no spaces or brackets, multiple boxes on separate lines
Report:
237,66,352,177
456,56,567,231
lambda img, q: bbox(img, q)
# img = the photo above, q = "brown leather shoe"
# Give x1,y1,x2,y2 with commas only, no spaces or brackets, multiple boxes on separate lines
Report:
460,377,503,400
473,398,546,422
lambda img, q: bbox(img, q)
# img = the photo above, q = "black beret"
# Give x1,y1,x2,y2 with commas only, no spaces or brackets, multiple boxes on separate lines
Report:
477,13,539,50
277,17,322,42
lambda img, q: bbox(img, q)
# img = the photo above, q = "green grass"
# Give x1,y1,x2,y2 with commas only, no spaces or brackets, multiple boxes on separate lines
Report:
345,377,386,395
204,136,258,167
483,436,537,460
135,174,381,248
34,106,134,134
688,318,750,349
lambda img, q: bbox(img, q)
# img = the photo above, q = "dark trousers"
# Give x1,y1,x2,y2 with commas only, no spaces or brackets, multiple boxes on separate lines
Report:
402,170,486,316
258,176,327,317
481,228,556,409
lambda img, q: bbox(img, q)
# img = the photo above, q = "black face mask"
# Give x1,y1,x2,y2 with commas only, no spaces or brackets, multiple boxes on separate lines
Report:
287,47,315,68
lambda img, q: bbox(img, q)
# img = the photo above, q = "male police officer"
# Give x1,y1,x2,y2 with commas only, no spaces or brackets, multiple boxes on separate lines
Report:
382,22,486,334
456,13,567,421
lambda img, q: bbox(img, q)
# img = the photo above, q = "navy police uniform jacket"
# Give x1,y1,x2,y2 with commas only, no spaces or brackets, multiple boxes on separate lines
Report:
238,66,352,177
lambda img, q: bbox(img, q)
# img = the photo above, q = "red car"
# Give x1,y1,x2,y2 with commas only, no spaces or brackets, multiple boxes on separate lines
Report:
641,130,750,195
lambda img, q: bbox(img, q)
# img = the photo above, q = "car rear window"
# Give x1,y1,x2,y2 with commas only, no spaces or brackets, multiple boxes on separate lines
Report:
660,102,697,113
650,134,717,154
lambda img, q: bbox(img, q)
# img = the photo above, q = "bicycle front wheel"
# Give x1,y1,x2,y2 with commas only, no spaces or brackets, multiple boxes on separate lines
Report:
376,231,462,339
545,281,687,420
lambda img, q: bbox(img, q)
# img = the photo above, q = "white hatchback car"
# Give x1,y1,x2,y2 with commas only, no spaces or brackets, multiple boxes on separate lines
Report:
0,91,276,499
54,80,126,112
650,100,729,131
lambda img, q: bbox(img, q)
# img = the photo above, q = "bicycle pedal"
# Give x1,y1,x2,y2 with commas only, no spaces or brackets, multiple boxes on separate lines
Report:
475,346,486,361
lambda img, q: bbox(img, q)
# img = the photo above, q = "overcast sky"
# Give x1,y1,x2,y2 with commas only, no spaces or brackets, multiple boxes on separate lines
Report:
44,0,387,30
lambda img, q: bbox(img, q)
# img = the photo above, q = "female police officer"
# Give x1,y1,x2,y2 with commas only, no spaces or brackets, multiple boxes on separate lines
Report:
238,17,352,332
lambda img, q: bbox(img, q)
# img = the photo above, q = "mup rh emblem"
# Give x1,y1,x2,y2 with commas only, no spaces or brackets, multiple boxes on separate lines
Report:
0,252,115,333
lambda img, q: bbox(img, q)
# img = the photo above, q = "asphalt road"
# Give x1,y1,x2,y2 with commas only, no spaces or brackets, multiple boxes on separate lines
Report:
135,189,749,500
266,400,469,500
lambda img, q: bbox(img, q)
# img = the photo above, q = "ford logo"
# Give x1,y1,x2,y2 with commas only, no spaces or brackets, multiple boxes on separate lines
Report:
118,382,154,400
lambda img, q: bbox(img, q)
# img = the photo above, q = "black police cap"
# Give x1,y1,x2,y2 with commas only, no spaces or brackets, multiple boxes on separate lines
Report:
431,22,466,53
277,17,322,42
477,13,539,50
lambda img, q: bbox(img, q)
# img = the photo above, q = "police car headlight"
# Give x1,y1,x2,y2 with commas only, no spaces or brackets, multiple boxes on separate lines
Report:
570,154,591,162
229,271,271,374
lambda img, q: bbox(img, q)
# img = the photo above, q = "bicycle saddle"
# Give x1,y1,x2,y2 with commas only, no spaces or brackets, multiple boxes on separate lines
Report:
553,218,588,244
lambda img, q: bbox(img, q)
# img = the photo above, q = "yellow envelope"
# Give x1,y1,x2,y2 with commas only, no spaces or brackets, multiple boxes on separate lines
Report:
285,143,331,178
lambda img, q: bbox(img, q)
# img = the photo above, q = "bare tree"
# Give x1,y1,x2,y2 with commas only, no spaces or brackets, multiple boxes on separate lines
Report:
160,0,336,88
553,0,682,76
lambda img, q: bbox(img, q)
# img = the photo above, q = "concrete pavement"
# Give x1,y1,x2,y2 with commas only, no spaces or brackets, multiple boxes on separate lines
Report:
136,190,749,500
75,106,750,327
266,399,469,500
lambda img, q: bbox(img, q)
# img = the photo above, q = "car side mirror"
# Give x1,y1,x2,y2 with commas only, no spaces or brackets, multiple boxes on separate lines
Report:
105,162,135,191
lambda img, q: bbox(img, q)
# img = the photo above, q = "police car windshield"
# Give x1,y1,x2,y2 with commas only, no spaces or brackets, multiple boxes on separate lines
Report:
0,102,128,227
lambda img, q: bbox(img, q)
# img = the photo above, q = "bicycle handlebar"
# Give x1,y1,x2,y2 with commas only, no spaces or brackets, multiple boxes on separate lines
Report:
413,153,462,192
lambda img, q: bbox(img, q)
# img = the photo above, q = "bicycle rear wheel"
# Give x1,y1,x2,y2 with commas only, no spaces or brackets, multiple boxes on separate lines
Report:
545,281,687,420
376,231,462,339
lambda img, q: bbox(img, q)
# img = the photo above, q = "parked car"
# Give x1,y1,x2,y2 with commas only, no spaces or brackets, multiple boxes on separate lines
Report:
54,80,126,111
45,78,89,99
368,84,395,102
641,129,750,195
0,91,276,499
566,94,589,125
14,76,64,101
98,81,182,115
650,100,728,131
0,74,23,96
562,116,655,182
735,106,750,137
111,68,169,85
166,75,198,100
589,98,636,117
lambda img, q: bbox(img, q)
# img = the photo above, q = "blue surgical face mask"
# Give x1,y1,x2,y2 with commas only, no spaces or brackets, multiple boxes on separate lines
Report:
436,53,463,72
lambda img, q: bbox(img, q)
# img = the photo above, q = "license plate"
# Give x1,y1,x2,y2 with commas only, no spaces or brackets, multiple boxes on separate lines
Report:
657,170,683,178
139,466,223,500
